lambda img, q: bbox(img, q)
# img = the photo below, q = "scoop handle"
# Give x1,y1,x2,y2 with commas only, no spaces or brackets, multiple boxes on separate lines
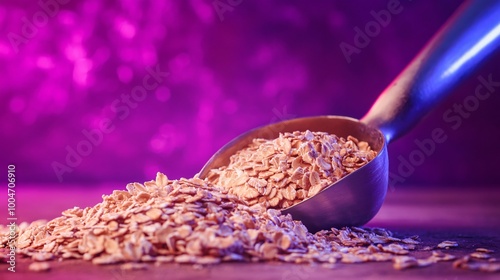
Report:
361,0,500,143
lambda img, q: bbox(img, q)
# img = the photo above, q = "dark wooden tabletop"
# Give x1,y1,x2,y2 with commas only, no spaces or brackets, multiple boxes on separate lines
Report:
2,185,500,279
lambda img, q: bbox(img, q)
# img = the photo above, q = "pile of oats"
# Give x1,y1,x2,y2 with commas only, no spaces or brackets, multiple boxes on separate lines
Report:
0,173,418,269
0,172,498,272
207,130,377,208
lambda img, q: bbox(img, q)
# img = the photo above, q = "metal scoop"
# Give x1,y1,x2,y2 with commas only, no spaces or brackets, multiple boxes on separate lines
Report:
199,0,500,232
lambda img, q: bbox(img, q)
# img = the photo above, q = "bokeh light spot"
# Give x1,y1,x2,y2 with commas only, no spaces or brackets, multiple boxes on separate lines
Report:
117,65,133,84
116,19,136,39
73,58,93,86
37,56,54,69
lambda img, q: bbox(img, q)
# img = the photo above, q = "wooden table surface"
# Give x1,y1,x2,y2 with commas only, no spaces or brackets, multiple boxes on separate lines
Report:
2,185,500,279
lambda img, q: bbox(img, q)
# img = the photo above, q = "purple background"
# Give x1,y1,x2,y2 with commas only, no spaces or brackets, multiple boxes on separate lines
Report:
2,0,500,188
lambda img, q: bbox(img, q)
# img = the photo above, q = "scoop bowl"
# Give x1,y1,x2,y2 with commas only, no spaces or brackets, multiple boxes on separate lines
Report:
199,116,387,231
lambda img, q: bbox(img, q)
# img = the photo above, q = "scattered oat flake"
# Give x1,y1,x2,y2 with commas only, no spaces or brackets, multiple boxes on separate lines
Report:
470,252,492,259
29,262,51,272
437,241,458,249
476,248,494,253
393,256,419,270
454,256,500,272
430,250,457,262
120,263,148,270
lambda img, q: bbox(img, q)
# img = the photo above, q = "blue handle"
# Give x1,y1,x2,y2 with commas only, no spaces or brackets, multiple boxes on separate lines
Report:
362,0,500,143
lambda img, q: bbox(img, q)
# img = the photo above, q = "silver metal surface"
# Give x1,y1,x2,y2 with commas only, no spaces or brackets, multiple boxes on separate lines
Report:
199,116,387,231
362,0,500,142
199,0,500,231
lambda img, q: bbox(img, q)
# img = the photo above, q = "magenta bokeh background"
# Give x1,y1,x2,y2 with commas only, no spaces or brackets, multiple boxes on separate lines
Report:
2,0,500,187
